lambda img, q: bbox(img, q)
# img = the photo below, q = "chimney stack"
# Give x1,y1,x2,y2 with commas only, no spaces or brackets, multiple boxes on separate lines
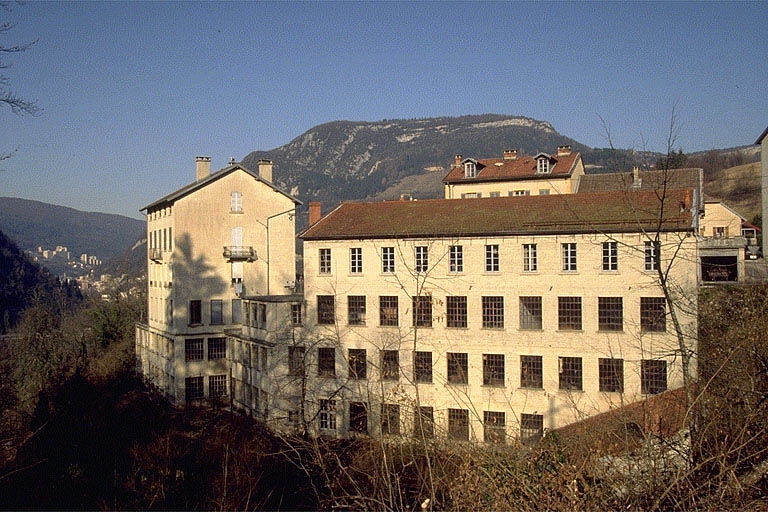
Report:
557,145,572,156
195,156,211,181
503,149,518,160
632,165,641,187
258,159,273,183
309,202,322,226
454,154,463,166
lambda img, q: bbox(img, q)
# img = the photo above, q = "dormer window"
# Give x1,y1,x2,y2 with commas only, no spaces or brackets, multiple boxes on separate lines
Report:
536,157,550,174
464,161,477,178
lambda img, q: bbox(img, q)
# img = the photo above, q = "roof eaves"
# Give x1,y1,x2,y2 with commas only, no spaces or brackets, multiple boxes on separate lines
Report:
756,125,768,145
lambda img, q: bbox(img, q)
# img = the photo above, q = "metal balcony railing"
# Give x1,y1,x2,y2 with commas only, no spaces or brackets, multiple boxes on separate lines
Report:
223,246,257,262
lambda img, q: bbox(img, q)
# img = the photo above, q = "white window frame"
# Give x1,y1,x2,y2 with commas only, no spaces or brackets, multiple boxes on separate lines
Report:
350,247,363,274
381,246,395,273
415,246,428,273
602,241,618,271
230,191,242,212
319,248,331,274
449,245,463,273
523,244,537,272
485,244,499,272
561,243,577,272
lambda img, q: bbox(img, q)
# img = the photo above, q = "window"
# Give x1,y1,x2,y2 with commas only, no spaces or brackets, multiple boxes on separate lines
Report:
185,338,203,361
208,337,226,360
317,295,335,325
319,248,331,274
349,402,368,433
210,299,223,325
446,296,467,328
414,351,432,383
288,346,305,376
260,347,268,371
489,191,500,198
641,360,667,394
379,296,399,326
602,241,618,271
641,297,667,332
599,358,624,392
464,161,477,177
645,241,660,271
447,352,468,384
483,354,505,386
561,243,577,271
448,408,469,441
461,192,480,199
381,350,399,381
482,296,504,328
523,244,537,272
185,376,203,401
536,157,550,174
598,297,623,331
348,348,367,379
230,191,242,212
558,297,582,330
382,246,395,273
209,375,227,398
291,303,302,326
415,246,429,273
381,404,400,435
319,399,337,430
519,296,542,330
414,406,434,439
512,189,530,196
232,299,242,324
539,189,550,195
520,355,543,388
485,244,499,272
347,295,366,325
559,357,583,391
714,226,728,238
350,247,362,274
258,304,267,329
520,414,543,445
318,347,335,377
189,300,202,325
449,245,463,273
484,411,506,444
412,296,432,327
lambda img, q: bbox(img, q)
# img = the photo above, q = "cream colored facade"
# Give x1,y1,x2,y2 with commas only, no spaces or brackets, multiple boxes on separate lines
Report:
136,158,300,405
700,200,744,238
444,172,583,198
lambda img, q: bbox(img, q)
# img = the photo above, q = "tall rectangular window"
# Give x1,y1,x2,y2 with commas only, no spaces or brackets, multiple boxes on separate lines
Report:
317,295,335,325
520,414,543,445
258,304,267,329
448,408,469,441
446,296,467,328
447,352,468,385
484,411,506,444
414,351,432,383
347,295,366,325
379,296,399,326
412,296,432,327
558,297,582,330
559,356,583,391
319,399,337,430
291,303,302,326
209,375,227,397
382,246,395,273
208,337,226,359
523,243,537,272
189,300,202,325
519,296,542,330
561,242,577,272
482,296,504,328
599,358,624,392
319,248,332,274
350,247,363,274
645,241,660,271
485,244,499,272
381,350,399,381
598,297,623,331
520,355,543,388
288,346,305,376
232,299,242,324
414,406,434,439
210,299,223,325
415,246,428,273
641,297,667,332
602,241,618,271
348,348,367,379
349,402,368,433
185,338,203,361
381,404,400,435
483,354,505,386
230,191,242,212
318,347,335,377
185,376,203,401
449,245,463,273
641,360,668,394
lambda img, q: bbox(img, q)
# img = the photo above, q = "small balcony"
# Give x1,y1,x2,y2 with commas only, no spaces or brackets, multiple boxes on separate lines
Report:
149,248,163,262
223,246,257,262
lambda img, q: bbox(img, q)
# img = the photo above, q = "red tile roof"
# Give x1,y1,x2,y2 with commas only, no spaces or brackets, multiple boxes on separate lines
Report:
301,189,695,241
442,152,581,184
577,168,702,194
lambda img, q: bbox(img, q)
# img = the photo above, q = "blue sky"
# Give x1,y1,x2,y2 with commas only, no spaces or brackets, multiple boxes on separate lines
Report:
1,1,766,219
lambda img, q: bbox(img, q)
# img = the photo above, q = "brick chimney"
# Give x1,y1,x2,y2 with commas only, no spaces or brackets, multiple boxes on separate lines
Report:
309,202,322,226
195,156,211,181
258,159,273,183
454,154,463,167
557,145,572,156
503,149,518,160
